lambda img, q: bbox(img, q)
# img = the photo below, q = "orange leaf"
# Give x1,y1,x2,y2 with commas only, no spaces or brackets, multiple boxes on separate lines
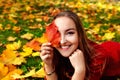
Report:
0,62,8,79
7,64,16,72
45,21,60,47
26,39,41,51
1,69,23,80
42,15,49,22
0,49,17,63
12,26,21,33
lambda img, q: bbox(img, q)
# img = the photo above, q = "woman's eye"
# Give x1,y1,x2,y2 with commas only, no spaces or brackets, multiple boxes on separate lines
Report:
67,31,74,35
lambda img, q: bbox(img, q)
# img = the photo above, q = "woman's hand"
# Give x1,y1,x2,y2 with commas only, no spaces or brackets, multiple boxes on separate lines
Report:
69,49,85,80
40,42,57,80
40,42,54,66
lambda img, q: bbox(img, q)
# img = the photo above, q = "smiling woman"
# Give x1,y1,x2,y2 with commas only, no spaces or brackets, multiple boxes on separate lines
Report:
40,11,120,80
55,16,79,57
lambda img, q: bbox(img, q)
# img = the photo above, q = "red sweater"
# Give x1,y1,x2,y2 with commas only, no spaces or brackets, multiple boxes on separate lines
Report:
89,41,120,80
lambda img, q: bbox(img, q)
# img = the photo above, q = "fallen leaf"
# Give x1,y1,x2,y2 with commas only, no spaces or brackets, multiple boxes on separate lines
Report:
26,38,41,51
20,46,33,57
32,67,45,78
9,57,26,65
6,41,21,50
0,62,8,79
32,52,40,57
1,69,23,80
20,33,33,40
38,34,48,44
12,68,36,79
102,32,115,40
7,36,17,41
0,49,17,64
12,26,21,33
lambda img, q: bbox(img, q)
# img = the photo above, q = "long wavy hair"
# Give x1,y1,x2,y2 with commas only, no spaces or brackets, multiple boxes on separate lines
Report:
52,11,93,80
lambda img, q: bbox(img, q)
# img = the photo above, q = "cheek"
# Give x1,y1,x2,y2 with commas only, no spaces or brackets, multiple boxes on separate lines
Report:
73,38,79,48
72,36,79,48
69,35,79,44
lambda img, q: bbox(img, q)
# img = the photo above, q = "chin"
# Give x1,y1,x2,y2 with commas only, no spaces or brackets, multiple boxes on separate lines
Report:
61,52,72,57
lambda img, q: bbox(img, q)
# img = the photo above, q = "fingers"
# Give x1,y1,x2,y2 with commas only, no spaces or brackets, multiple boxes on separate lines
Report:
40,42,54,64
69,49,85,71
69,49,83,58
40,43,53,55
40,53,50,60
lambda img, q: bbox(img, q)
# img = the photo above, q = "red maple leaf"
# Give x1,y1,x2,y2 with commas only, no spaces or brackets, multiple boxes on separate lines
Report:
45,21,60,47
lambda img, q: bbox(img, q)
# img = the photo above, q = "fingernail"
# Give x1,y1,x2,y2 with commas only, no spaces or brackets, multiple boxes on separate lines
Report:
48,42,51,45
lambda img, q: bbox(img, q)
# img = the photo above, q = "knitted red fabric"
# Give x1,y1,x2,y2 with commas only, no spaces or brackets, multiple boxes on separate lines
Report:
100,41,120,76
89,41,107,80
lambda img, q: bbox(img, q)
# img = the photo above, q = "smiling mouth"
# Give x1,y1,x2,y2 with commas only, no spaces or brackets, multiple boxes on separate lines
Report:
61,45,71,50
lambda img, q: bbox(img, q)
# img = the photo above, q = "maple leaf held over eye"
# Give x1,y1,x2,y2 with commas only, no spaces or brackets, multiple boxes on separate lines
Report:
45,21,60,47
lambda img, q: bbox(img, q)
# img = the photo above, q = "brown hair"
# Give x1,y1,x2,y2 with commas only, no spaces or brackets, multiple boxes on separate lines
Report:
52,11,93,80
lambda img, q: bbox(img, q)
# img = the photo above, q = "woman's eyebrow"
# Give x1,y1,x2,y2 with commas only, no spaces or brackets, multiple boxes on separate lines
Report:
65,28,76,32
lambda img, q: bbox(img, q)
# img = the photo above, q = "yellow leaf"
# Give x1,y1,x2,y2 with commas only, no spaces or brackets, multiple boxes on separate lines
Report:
1,69,23,80
13,67,45,79
6,41,21,50
92,24,101,34
117,7,120,11
102,32,115,40
7,36,17,41
107,13,112,19
9,57,26,65
97,2,106,9
0,24,3,30
20,33,33,40
36,18,42,22
0,49,17,64
38,34,48,44
32,52,40,57
107,3,113,10
25,5,31,11
75,1,82,8
12,69,36,79
32,67,45,78
20,46,33,57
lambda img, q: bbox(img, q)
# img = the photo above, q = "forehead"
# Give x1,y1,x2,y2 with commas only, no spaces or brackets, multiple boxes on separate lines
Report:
54,16,76,30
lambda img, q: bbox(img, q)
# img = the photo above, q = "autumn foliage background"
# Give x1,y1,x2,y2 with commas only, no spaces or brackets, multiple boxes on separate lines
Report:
0,0,120,80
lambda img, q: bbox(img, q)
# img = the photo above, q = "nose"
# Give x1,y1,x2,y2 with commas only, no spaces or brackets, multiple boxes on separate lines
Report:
60,36,67,44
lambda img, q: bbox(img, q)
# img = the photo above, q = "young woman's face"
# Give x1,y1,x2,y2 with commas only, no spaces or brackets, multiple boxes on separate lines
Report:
55,16,79,57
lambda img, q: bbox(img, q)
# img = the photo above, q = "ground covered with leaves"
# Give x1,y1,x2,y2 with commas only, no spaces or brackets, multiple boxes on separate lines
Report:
0,0,120,80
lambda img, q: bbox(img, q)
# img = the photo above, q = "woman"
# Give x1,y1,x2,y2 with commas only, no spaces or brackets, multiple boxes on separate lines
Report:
40,11,120,80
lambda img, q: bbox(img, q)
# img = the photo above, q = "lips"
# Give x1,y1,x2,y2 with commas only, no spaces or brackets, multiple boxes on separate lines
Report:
61,45,71,50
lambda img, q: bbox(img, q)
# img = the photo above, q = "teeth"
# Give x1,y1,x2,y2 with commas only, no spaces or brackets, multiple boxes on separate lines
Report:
61,46,69,49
